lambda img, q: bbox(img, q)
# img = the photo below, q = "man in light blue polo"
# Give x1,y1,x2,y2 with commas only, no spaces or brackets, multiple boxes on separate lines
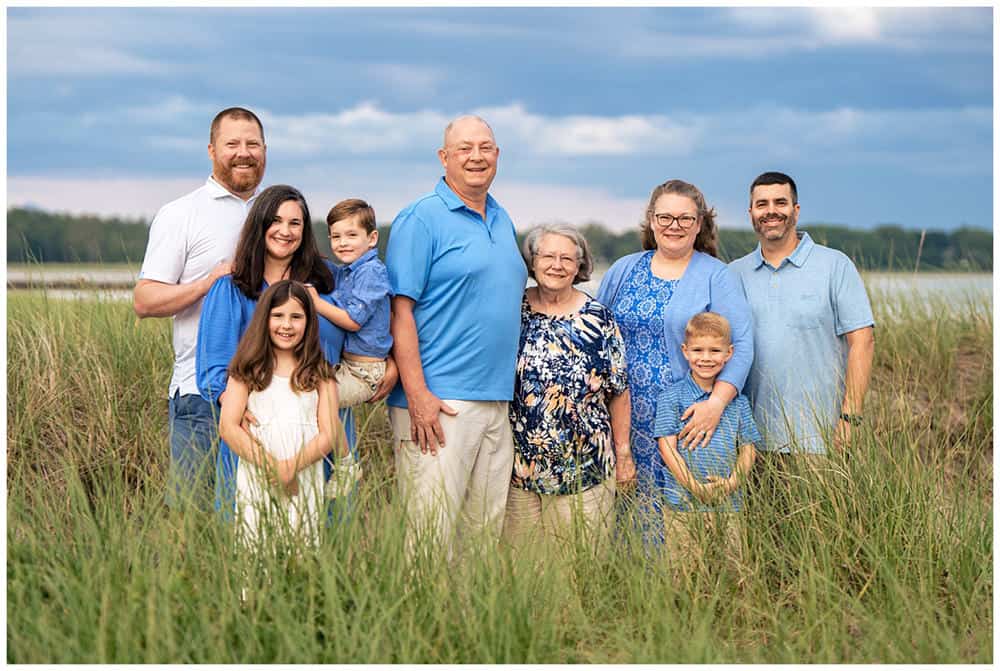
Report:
385,115,527,558
729,172,875,457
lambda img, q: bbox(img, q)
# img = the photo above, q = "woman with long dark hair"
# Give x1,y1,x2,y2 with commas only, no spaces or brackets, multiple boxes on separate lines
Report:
197,184,354,517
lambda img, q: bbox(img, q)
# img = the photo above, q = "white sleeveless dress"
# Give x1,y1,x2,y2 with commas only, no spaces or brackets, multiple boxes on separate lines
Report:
235,374,326,549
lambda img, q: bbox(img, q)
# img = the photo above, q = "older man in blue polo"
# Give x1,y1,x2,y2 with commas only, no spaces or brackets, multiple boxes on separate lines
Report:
729,171,875,462
385,115,527,559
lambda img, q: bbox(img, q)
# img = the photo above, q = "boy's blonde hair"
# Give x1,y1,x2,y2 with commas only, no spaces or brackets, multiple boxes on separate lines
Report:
684,312,732,344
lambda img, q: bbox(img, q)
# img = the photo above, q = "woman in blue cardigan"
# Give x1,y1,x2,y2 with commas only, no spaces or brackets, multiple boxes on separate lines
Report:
596,179,752,542
196,184,368,519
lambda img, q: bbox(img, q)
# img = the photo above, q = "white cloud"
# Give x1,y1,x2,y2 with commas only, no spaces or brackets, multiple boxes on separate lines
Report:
9,43,169,77
8,103,989,224
260,103,447,155
716,7,989,55
252,102,699,158
7,10,210,77
808,7,882,43
126,95,213,126
365,64,446,99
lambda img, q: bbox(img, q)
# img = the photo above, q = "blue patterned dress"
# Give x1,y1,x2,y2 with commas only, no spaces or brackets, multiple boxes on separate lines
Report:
611,251,677,542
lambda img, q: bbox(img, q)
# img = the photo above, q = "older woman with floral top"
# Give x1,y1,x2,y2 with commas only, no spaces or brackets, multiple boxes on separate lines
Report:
502,223,635,549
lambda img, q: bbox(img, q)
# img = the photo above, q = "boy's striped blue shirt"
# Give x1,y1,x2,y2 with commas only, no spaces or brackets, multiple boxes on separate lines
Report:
654,374,762,511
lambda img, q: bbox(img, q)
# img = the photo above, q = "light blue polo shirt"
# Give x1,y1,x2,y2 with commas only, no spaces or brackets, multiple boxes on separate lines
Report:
385,177,528,408
654,374,762,512
729,232,875,454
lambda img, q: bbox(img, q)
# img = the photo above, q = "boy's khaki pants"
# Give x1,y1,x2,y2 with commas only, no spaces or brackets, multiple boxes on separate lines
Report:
662,509,744,568
390,400,514,562
335,358,386,408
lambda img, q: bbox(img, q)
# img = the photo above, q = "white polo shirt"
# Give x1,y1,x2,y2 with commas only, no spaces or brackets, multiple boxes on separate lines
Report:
139,176,258,398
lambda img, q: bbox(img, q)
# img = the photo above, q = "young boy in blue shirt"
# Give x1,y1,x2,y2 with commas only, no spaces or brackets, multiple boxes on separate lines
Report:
654,311,762,562
307,198,392,409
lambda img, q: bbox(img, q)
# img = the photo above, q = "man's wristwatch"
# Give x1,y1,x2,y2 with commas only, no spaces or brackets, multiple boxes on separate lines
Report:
840,413,864,426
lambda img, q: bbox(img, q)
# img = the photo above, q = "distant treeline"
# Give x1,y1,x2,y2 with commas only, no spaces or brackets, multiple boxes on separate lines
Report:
7,207,992,272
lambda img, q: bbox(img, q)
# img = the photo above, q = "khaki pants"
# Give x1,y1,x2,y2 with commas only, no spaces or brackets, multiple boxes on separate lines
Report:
502,477,616,552
390,400,514,561
335,358,387,408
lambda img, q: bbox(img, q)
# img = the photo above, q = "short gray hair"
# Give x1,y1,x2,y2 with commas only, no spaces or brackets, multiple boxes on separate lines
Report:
521,223,594,284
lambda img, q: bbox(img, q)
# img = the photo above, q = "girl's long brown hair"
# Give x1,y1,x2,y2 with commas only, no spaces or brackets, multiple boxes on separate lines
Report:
231,184,334,299
228,280,334,393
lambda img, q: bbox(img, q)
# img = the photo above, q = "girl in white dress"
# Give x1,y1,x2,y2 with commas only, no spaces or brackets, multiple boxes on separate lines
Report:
219,280,345,550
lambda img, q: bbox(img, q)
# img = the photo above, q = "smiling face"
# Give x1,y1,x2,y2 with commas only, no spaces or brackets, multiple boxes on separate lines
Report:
268,296,307,352
650,193,702,258
328,214,378,265
750,182,800,244
208,115,266,199
265,199,305,263
532,232,580,294
438,117,499,199
681,334,734,388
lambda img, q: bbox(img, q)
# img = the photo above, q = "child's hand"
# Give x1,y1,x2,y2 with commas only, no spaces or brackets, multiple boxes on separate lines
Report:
692,478,729,505
369,356,398,403
706,474,740,497
304,284,322,307
277,458,300,497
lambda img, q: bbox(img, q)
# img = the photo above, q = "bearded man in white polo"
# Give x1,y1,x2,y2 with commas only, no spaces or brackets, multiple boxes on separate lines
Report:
385,115,527,559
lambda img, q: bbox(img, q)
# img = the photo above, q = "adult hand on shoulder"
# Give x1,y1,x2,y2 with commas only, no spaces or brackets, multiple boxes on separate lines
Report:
679,397,725,450
368,356,399,404
407,387,458,456
208,260,233,285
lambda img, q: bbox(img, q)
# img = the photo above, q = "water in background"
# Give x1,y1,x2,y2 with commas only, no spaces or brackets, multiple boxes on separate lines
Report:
7,266,994,311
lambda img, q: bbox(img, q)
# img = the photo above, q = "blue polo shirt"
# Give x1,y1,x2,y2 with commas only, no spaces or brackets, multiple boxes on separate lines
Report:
729,232,875,454
333,249,393,358
385,177,528,408
654,374,762,512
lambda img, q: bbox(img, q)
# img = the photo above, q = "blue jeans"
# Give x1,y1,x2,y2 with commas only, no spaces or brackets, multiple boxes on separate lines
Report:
167,391,218,510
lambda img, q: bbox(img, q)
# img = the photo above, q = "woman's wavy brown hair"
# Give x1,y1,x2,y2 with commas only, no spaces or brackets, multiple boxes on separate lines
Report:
639,179,719,258
228,280,334,394
231,184,334,299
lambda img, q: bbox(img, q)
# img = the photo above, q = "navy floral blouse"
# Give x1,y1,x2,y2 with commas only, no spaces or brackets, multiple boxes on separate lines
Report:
509,294,628,496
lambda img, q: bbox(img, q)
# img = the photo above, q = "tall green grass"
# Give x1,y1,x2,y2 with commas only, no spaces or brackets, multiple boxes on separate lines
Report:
7,291,992,663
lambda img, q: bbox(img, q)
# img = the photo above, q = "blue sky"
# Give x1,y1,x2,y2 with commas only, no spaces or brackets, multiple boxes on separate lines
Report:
6,6,993,232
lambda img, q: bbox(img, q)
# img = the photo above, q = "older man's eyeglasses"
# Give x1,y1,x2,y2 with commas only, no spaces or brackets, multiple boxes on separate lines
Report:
537,253,579,267
653,213,698,229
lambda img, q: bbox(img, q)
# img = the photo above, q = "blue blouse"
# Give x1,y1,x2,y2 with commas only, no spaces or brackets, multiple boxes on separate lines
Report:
596,250,754,392
196,267,346,405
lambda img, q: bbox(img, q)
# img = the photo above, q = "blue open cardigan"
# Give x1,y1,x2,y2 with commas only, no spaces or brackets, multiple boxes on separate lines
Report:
595,250,754,392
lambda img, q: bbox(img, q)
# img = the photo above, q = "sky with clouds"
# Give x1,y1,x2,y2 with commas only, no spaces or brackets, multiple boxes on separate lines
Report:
6,6,993,232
